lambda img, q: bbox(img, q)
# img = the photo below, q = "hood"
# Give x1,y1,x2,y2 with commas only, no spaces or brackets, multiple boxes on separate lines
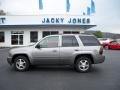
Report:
9,45,33,55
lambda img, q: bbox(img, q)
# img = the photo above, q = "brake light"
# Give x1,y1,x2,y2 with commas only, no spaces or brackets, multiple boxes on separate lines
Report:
99,47,103,55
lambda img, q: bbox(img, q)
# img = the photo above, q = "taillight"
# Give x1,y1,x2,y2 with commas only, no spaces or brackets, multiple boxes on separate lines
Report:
99,47,103,55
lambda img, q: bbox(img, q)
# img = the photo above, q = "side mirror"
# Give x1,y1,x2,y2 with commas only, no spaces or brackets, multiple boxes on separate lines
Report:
35,44,41,49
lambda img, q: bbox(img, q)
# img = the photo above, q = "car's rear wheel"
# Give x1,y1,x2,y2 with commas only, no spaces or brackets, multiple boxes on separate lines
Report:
14,56,30,71
75,56,92,73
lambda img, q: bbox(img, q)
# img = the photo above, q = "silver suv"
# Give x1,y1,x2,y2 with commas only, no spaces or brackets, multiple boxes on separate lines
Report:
7,34,105,72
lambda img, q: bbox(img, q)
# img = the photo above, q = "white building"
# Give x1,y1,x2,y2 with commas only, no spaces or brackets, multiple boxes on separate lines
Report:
0,15,96,47
0,0,96,47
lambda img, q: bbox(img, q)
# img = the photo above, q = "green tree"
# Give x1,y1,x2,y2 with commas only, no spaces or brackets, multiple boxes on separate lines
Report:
0,10,6,15
94,31,103,38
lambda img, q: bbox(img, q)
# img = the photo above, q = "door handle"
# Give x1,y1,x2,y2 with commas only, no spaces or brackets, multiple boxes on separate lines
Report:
52,50,57,52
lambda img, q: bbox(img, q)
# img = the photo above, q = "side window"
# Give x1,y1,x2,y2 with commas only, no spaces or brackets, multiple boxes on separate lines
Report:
79,36,100,46
62,36,79,47
111,41,117,44
39,36,59,48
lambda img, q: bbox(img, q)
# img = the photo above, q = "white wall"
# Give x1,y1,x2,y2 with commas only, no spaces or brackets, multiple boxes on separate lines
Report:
0,26,86,47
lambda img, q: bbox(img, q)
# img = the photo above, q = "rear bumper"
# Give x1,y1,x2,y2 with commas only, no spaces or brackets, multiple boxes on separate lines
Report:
93,55,105,64
7,57,12,65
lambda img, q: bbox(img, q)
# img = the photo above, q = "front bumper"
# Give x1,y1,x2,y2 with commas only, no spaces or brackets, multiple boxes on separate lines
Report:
7,57,12,65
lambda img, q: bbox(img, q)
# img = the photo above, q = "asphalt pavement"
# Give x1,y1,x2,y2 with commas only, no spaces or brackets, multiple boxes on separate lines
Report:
0,48,120,90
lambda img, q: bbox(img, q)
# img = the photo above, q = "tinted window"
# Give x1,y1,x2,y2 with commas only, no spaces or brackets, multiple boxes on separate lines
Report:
110,41,118,44
79,36,100,46
30,31,38,43
62,36,79,47
39,36,59,48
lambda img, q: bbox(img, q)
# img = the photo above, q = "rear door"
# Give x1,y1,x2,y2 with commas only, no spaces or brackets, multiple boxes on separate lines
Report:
59,35,79,64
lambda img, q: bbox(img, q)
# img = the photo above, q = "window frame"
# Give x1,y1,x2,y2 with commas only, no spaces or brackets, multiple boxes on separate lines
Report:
36,35,59,48
79,35,101,46
11,31,24,45
61,35,79,47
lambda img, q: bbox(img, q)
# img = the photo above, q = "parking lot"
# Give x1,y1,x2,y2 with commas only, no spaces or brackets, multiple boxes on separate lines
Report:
0,48,120,90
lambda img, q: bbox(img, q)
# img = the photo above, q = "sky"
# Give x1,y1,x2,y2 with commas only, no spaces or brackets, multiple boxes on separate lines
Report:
93,0,120,34
0,0,120,34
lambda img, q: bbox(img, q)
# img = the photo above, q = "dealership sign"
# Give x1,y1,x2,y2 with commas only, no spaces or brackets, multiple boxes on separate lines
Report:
42,18,90,24
0,15,95,26
0,18,6,24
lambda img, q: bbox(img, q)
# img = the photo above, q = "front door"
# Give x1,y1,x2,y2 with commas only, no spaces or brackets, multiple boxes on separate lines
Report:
32,36,60,64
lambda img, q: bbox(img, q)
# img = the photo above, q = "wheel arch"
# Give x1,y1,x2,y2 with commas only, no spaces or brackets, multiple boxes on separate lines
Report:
12,54,31,64
74,54,94,64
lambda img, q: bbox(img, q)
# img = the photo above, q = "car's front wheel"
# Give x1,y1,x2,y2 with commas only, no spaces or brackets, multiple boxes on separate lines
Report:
75,56,92,73
13,56,30,71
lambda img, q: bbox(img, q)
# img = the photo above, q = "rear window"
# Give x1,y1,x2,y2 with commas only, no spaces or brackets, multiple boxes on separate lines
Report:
79,36,100,46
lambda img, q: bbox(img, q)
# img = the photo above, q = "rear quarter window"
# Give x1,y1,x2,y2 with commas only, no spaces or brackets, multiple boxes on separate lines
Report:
79,36,101,46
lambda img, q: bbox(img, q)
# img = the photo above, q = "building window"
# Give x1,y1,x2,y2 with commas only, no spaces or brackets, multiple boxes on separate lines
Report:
42,31,58,37
11,31,24,45
11,31,24,34
63,31,80,34
0,32,5,42
30,31,38,43
62,36,79,47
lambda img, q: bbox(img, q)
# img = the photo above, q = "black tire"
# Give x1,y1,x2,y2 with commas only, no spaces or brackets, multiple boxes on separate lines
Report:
75,56,92,73
13,56,30,71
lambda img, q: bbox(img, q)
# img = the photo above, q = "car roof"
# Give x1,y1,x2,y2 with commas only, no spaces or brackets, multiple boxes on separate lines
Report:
47,34,94,37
